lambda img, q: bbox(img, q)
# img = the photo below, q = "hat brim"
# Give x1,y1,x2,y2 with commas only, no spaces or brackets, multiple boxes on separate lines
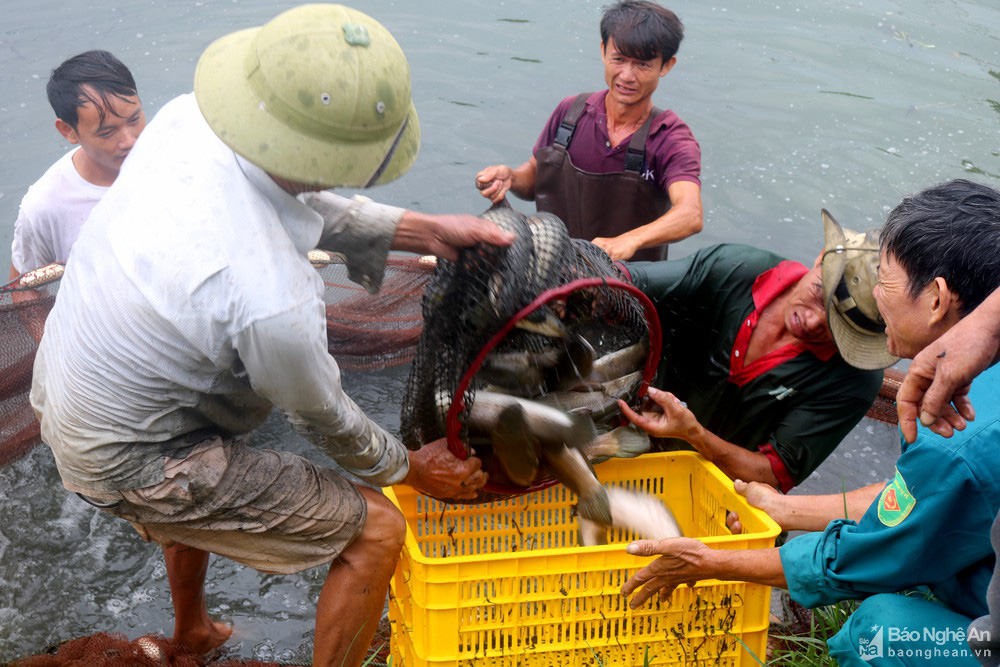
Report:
827,306,900,370
821,210,899,370
194,28,420,188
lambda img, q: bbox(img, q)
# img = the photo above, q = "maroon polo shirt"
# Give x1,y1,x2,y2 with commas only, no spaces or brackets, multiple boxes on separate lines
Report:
532,90,702,193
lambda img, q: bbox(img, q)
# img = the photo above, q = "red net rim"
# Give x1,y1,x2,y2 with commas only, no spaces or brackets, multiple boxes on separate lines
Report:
445,276,662,495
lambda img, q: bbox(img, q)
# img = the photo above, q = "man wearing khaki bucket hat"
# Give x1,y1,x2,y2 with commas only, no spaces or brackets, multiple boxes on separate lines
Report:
30,5,512,665
618,210,894,493
821,209,899,372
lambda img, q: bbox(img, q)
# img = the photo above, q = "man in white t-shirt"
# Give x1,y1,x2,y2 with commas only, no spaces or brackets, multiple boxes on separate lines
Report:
9,50,145,279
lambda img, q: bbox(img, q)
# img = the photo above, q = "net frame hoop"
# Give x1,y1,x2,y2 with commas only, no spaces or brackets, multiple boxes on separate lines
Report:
445,276,663,495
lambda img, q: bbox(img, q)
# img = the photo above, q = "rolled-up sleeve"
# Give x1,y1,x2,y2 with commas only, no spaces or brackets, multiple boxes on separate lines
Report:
779,442,994,611
234,300,410,486
302,191,404,294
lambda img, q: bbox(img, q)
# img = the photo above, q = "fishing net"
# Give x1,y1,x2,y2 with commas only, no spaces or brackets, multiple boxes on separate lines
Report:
0,269,58,469
8,631,305,666
0,256,433,469
312,253,434,371
400,202,662,501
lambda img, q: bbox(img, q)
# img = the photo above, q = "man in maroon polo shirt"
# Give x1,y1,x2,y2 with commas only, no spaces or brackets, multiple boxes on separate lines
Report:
476,0,703,262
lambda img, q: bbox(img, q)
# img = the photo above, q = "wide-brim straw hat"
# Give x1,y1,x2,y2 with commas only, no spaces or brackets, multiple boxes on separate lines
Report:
194,3,420,188
821,209,899,370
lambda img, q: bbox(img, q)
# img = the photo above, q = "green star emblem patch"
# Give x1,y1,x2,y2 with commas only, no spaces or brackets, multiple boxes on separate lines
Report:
878,468,916,527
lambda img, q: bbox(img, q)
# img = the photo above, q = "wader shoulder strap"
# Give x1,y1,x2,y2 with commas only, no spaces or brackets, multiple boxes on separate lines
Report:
553,93,592,148
624,106,662,173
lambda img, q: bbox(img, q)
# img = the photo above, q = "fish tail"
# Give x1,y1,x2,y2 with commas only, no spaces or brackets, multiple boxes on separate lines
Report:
582,426,650,462
606,487,683,540
577,485,613,525
577,518,608,547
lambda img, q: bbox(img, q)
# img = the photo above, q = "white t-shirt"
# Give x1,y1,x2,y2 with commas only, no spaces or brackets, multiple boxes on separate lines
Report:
10,148,108,273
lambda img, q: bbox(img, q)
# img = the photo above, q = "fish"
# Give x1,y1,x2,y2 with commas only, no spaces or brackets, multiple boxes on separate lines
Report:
590,340,649,383
546,333,597,390
600,370,644,399
514,308,569,338
478,333,595,397
526,212,570,293
468,392,679,546
578,518,609,546
466,200,533,327
543,441,613,525
577,488,683,547
479,348,561,393
467,391,597,487
538,387,618,420
579,425,650,463
489,405,542,486
538,370,643,419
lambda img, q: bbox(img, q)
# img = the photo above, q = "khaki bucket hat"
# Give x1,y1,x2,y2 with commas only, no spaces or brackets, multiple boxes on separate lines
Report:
821,209,898,370
194,3,420,188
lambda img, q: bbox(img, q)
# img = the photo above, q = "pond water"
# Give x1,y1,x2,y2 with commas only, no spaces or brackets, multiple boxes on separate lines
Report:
1,0,998,661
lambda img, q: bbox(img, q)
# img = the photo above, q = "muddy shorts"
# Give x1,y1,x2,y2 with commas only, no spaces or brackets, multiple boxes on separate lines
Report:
78,436,367,575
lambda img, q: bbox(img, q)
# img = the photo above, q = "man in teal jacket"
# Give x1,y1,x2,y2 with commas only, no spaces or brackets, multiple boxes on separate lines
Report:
620,180,1000,666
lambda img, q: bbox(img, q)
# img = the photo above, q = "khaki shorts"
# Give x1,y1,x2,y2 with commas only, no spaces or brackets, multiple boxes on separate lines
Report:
81,437,367,575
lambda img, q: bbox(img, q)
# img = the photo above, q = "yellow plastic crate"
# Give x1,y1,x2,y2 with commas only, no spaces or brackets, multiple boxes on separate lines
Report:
385,451,781,666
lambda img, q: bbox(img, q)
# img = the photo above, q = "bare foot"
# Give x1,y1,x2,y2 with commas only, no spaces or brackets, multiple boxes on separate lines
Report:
175,619,232,655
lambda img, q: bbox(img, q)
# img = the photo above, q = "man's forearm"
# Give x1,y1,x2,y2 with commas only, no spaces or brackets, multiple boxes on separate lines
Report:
624,203,703,249
778,483,886,532
705,547,787,588
968,287,1000,361
687,426,781,488
509,160,537,201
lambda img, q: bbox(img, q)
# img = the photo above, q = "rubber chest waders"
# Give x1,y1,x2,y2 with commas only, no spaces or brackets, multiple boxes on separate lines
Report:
534,93,671,262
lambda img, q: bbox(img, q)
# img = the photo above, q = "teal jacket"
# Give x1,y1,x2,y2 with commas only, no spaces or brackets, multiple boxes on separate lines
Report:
780,365,1000,619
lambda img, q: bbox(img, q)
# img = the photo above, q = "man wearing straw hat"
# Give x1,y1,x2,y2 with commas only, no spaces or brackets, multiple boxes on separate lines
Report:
621,180,1000,666
30,5,511,665
619,211,891,492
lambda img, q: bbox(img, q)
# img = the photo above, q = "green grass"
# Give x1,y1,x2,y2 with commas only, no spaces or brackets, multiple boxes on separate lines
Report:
766,600,858,666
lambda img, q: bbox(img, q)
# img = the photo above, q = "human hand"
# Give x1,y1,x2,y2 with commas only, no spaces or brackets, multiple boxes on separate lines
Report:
403,438,487,500
591,235,642,261
618,387,701,442
620,537,713,608
897,308,1000,443
474,165,514,203
393,211,514,262
726,479,783,534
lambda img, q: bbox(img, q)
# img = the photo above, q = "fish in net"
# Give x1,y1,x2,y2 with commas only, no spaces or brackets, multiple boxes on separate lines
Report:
400,201,683,544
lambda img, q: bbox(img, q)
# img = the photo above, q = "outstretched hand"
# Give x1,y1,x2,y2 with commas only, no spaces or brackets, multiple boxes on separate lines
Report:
618,387,701,442
896,305,1000,443
620,537,713,608
403,438,487,501
394,211,514,262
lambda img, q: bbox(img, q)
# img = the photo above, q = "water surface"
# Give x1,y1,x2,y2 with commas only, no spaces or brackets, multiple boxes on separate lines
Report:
1,0,998,660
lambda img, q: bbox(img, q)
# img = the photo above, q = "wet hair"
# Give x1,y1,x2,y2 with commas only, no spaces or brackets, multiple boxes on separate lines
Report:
600,1,684,62
880,179,1000,316
46,50,138,129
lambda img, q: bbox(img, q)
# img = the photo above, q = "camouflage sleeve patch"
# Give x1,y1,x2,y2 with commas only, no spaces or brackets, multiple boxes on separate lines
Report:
878,468,916,527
